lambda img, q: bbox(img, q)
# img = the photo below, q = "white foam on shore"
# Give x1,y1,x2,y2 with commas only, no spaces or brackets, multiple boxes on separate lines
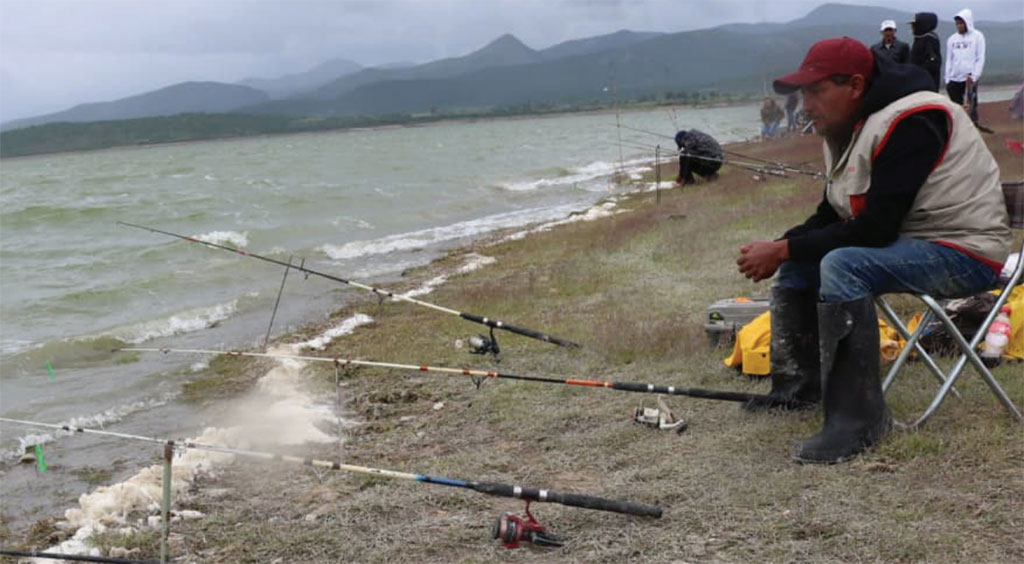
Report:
501,201,623,242
292,313,375,351
399,253,497,299
36,345,346,559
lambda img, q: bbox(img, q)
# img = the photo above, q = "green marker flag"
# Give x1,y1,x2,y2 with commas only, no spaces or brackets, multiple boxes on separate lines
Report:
35,444,47,473
46,361,55,380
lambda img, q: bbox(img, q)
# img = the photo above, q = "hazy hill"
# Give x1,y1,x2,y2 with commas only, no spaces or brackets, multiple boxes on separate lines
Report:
234,4,1023,118
2,82,269,131
300,34,543,101
3,3,1021,137
238,58,363,99
538,29,664,60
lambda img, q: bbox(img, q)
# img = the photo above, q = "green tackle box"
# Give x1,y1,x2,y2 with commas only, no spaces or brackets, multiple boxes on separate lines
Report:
705,296,770,347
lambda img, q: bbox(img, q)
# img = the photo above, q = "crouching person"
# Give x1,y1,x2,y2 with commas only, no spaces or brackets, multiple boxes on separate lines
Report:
735,37,1010,464
674,128,723,185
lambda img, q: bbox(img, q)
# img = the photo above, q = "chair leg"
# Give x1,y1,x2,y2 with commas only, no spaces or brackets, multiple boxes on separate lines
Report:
875,299,961,398
919,295,1024,423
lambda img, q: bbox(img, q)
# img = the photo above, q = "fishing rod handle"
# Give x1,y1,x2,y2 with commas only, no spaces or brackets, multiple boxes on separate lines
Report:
460,313,582,348
610,381,753,402
473,482,662,518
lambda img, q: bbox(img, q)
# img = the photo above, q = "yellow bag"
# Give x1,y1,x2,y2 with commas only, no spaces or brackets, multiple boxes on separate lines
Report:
724,311,905,375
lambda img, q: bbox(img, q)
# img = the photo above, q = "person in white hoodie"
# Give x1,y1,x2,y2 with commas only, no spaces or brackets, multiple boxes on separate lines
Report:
945,8,985,123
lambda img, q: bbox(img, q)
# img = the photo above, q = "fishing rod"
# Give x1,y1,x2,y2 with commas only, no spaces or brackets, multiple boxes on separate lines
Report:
0,549,160,564
608,139,789,178
618,123,823,178
117,221,580,353
123,347,810,407
0,417,662,519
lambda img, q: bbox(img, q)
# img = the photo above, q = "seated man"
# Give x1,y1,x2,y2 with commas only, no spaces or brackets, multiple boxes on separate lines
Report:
736,37,1010,464
674,129,723,185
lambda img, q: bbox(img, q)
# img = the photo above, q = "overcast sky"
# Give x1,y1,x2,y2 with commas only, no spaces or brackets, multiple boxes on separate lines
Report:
1,0,1020,122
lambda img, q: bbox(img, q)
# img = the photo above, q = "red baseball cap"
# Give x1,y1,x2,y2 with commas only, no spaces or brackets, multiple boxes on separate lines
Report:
773,37,875,94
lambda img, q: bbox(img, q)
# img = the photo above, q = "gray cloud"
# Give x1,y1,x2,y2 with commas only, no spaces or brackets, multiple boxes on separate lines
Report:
1,0,1020,122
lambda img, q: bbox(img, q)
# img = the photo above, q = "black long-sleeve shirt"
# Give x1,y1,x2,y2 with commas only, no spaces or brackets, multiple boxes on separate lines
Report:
784,110,950,260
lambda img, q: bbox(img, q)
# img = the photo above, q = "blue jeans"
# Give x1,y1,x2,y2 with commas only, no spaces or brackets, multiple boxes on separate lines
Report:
775,238,998,302
761,121,780,138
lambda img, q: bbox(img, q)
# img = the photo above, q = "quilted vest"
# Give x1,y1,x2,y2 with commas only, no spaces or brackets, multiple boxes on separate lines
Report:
823,90,1010,268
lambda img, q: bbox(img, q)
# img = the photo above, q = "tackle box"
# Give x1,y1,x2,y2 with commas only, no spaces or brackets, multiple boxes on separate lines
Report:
704,296,770,347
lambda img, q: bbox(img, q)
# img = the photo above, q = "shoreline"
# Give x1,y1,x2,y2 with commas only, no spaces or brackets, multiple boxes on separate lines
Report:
5,101,1023,561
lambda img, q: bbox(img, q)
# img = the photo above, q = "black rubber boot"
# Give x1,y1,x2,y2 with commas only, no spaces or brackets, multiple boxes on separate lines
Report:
743,287,821,411
793,297,891,464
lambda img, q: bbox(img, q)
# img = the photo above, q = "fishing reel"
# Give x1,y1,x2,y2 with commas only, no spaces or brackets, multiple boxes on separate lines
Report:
630,396,687,434
491,502,563,549
464,326,500,357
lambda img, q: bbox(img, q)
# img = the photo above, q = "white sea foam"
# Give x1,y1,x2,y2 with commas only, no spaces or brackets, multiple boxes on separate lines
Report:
498,158,651,192
103,300,238,344
292,313,374,351
39,345,346,559
320,205,578,261
193,230,248,247
398,253,496,298
4,393,179,464
501,201,623,242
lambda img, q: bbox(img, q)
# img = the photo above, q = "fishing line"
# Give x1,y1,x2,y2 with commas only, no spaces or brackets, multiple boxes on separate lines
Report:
617,123,822,177
1,417,662,518
117,222,580,351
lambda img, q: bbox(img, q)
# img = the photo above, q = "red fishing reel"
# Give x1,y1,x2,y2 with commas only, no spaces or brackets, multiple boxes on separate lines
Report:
491,502,563,549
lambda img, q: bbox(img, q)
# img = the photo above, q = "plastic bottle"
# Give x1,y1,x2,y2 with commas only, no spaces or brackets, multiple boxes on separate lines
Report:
980,306,1012,367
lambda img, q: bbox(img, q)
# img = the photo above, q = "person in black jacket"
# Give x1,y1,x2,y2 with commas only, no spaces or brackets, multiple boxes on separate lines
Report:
871,20,910,64
674,129,722,185
737,37,1009,464
908,12,942,91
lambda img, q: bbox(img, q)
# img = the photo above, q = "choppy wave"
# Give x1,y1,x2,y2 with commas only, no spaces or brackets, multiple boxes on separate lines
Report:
319,204,579,261
498,158,651,192
2,392,179,464
193,230,248,247
103,300,238,344
3,300,241,374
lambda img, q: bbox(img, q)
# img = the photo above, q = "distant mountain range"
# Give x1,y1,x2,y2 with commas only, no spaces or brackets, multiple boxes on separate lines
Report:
237,58,363,99
2,3,1022,132
2,82,270,131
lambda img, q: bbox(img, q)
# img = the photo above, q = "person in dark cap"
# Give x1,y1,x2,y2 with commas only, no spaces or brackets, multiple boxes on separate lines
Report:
736,37,1009,464
871,20,909,64
674,129,723,185
908,12,942,91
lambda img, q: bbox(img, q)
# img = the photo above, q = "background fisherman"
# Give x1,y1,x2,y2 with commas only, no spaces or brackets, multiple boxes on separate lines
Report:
736,37,1010,464
785,92,800,132
760,97,784,139
908,12,942,91
674,129,723,185
871,20,909,64
945,8,986,123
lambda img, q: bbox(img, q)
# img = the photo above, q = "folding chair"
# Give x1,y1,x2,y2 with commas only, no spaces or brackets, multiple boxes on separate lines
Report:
876,181,1024,429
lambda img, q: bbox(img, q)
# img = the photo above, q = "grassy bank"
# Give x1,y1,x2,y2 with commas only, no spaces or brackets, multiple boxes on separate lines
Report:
7,103,1023,563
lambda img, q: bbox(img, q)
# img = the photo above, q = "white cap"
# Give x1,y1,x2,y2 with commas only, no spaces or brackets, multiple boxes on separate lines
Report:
880,20,897,31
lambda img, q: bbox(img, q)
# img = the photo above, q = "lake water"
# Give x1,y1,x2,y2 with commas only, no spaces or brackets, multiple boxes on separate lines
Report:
0,102,764,537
